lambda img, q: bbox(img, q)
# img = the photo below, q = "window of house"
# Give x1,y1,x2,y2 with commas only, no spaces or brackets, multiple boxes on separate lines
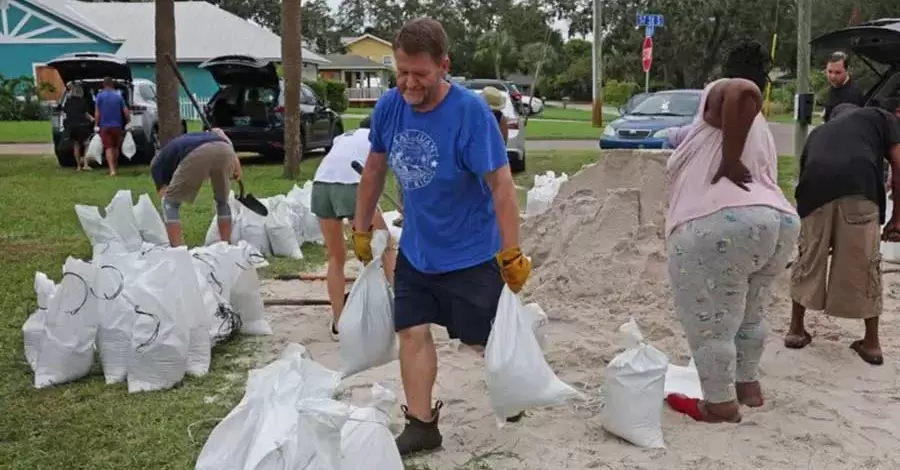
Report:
382,55,394,67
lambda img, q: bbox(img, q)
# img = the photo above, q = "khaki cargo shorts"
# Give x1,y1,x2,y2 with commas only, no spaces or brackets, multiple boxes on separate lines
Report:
791,196,882,319
165,141,235,204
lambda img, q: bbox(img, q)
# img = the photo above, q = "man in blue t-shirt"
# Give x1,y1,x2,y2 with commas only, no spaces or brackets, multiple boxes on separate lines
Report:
351,18,532,456
151,128,242,246
93,77,130,176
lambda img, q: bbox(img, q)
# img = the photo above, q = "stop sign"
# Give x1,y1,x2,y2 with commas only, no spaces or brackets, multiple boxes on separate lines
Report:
642,37,653,73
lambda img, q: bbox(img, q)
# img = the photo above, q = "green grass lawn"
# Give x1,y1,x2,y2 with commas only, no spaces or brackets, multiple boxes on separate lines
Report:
537,105,594,121
0,149,610,470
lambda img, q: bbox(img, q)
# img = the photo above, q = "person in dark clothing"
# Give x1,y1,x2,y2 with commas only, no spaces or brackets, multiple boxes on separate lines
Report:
63,83,95,171
787,100,900,366
151,128,242,247
823,52,866,122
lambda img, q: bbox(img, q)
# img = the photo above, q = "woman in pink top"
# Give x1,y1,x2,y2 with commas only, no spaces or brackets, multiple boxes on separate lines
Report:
664,42,799,423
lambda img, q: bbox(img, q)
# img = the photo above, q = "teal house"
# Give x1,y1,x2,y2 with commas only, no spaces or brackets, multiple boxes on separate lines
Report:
0,0,328,102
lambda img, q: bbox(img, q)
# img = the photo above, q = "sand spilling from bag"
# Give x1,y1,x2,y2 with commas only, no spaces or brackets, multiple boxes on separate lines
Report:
258,150,900,469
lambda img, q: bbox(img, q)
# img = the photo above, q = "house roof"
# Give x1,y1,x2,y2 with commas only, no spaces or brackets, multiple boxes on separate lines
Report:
340,33,392,48
319,54,390,70
28,0,329,64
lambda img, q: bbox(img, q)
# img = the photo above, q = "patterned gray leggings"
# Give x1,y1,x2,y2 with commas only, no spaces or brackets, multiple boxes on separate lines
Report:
667,206,799,403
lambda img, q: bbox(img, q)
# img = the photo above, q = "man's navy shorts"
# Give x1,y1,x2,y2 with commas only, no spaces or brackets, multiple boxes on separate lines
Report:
394,251,505,346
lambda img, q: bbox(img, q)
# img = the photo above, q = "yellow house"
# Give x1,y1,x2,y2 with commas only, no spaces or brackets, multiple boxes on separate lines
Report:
341,34,395,68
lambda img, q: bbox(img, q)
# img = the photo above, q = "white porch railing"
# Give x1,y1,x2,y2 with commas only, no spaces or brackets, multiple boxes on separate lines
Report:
179,95,210,120
346,87,386,101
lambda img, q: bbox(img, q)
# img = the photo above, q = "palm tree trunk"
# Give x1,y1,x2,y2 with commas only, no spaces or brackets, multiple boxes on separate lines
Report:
155,0,181,147
282,0,302,179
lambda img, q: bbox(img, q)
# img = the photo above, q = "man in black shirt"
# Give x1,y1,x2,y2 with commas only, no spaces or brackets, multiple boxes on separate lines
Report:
787,100,900,365
823,52,866,122
63,83,95,171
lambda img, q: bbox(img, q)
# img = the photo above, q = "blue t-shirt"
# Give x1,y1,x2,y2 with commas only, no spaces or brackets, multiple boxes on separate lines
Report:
150,132,226,189
369,84,509,274
95,89,126,128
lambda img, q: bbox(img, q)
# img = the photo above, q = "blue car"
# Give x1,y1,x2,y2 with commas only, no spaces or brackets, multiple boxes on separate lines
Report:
600,89,702,149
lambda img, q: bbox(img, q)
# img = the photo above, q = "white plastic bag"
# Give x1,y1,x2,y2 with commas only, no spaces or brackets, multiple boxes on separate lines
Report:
86,133,103,165
205,192,243,245
105,190,143,252
381,210,403,242
32,258,98,388
23,272,57,370
340,384,404,470
190,245,241,344
122,131,137,160
123,258,190,392
230,242,273,335
94,252,143,384
339,230,397,377
290,398,350,470
195,343,342,470
143,247,212,377
664,358,703,400
485,287,580,422
525,171,568,217
133,194,169,246
287,182,324,244
238,207,272,256
522,302,549,350
266,197,303,259
75,204,124,247
601,318,669,448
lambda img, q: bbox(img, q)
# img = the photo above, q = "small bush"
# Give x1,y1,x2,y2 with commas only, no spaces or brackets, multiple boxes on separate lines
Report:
303,80,349,113
0,74,53,121
604,79,639,107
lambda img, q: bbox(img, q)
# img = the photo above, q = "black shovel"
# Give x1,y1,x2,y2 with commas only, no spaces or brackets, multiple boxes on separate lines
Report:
163,53,268,218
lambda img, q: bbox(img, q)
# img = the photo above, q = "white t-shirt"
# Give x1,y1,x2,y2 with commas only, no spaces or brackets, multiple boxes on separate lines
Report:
313,128,371,184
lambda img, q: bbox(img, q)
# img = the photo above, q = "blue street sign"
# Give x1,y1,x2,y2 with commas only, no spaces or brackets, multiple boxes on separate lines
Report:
636,13,665,28
646,24,655,37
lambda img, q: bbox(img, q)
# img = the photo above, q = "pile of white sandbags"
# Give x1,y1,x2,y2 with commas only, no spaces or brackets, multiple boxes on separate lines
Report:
205,181,324,259
195,343,404,470
24,192,273,391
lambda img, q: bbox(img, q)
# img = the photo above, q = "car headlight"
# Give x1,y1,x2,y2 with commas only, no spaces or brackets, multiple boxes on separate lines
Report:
603,125,616,137
652,128,670,138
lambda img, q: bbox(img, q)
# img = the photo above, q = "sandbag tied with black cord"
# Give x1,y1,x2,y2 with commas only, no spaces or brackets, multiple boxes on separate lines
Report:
31,258,99,389
93,252,145,384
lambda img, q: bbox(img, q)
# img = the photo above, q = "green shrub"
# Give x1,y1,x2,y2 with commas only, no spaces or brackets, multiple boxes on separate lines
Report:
303,79,349,113
603,79,639,106
0,74,53,121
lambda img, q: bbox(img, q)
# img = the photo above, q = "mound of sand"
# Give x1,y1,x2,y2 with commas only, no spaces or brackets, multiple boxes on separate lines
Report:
256,150,900,469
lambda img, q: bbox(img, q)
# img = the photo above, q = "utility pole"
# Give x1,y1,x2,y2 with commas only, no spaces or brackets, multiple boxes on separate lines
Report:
794,0,812,158
591,0,603,128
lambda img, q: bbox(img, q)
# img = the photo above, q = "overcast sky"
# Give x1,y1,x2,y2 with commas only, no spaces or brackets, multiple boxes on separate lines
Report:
322,0,572,38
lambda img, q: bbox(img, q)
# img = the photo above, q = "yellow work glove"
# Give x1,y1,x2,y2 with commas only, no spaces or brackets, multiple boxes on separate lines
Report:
496,246,531,293
352,228,374,264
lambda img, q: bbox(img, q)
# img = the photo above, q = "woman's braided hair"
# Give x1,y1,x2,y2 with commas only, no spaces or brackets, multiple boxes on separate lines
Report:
722,41,771,92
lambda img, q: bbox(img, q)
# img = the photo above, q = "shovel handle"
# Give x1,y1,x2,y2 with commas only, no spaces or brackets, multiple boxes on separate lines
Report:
237,180,246,198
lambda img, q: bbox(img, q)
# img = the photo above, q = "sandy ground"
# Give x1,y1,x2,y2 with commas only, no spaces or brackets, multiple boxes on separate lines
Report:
254,150,900,470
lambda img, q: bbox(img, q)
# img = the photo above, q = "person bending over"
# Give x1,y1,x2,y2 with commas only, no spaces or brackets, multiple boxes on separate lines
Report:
151,128,241,246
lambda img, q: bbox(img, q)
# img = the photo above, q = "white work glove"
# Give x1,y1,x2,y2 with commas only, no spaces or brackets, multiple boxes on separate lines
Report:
93,126,100,133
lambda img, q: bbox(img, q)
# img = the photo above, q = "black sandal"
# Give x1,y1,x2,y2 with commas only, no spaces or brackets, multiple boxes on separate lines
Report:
784,331,812,349
850,340,884,366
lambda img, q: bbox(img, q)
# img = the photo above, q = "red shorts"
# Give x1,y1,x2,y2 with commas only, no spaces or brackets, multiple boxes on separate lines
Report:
99,127,124,150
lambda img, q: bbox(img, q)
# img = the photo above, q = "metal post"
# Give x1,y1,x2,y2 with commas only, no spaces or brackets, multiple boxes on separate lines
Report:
591,0,604,128
645,71,650,94
794,0,812,158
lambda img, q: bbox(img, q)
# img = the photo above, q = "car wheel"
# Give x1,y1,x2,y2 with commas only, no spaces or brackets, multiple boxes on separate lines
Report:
523,104,533,116
55,139,77,168
510,153,526,173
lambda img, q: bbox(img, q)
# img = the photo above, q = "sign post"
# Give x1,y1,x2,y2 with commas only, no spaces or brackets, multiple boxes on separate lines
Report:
636,13,664,94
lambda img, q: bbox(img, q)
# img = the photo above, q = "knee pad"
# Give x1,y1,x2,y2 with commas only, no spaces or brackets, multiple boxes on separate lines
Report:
162,197,182,223
215,200,232,219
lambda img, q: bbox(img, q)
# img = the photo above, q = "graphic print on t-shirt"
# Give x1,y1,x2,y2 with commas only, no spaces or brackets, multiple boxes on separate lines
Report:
389,129,440,190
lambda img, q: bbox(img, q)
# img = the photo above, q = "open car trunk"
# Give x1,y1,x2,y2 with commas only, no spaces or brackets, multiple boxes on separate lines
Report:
812,20,900,67
199,55,279,88
47,52,132,84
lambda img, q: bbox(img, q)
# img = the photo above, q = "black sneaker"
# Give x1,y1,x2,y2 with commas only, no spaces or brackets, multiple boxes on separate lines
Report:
396,401,444,456
506,411,525,423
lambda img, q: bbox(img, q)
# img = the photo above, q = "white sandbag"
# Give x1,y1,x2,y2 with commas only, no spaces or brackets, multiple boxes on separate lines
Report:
601,318,669,449
86,133,103,164
75,204,124,247
339,230,396,377
105,189,143,252
133,194,169,246
23,272,58,370
238,207,271,256
190,245,241,343
287,182,324,244
524,171,568,217
485,287,580,423
664,358,703,400
32,258,98,388
266,197,303,259
289,398,350,470
381,210,403,242
205,192,243,246
123,258,190,392
230,242,272,335
143,247,212,377
94,252,143,384
340,384,404,470
522,302,549,350
122,131,137,159
195,343,342,470
882,193,900,263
